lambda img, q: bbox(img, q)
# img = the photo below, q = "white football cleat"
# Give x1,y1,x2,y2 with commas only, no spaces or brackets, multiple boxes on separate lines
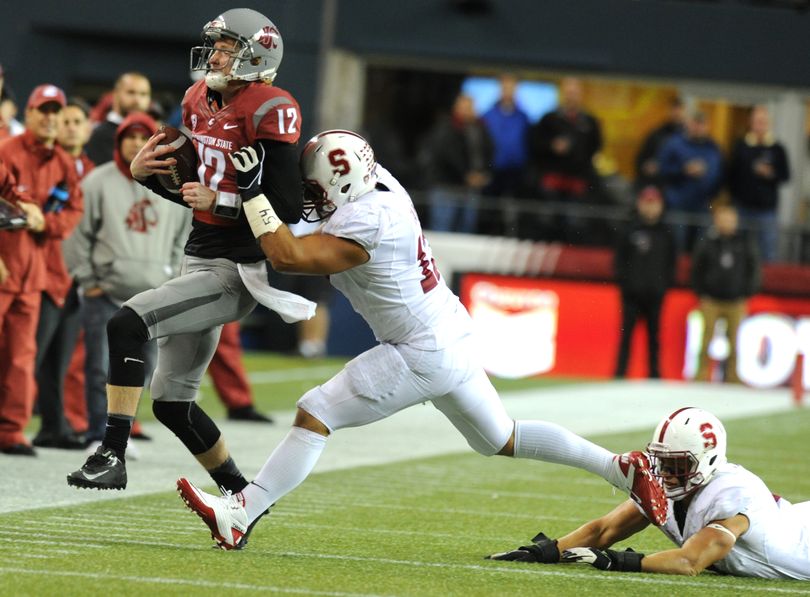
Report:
609,451,668,526
177,477,248,549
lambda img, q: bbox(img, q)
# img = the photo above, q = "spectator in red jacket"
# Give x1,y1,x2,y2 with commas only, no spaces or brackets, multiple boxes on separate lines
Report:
0,84,83,455
0,159,45,455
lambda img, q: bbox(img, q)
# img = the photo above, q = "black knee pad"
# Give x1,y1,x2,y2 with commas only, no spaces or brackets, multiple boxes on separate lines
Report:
152,401,221,455
107,307,150,386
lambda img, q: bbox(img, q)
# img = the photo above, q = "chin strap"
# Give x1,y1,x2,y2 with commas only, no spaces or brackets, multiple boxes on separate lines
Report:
205,72,230,91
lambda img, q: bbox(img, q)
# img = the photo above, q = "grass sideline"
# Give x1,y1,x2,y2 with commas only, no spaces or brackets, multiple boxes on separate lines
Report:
6,354,809,595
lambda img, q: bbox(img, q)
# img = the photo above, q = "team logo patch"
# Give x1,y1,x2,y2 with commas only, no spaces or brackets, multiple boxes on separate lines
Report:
191,114,198,131
255,26,279,50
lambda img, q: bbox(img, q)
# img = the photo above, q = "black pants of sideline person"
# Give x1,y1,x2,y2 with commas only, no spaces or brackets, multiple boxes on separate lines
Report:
33,283,83,443
615,290,664,379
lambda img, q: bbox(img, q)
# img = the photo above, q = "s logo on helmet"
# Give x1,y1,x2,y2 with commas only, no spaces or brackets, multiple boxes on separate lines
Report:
256,26,279,50
700,422,717,448
328,149,351,176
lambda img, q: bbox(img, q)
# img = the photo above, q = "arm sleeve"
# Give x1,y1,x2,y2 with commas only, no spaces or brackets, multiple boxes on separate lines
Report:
775,145,791,183
704,486,752,524
635,131,658,177
727,143,742,198
700,149,724,195
613,228,629,284
257,138,302,224
657,139,682,182
137,175,192,208
323,203,386,252
0,163,29,205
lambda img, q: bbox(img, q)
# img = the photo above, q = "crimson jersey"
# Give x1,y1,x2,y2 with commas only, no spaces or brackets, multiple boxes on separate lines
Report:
180,80,302,261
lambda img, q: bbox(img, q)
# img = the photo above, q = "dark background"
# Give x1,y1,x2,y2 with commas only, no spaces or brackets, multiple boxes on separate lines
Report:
2,0,808,139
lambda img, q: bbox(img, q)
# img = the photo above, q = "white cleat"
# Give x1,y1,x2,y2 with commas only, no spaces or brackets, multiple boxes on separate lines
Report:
177,477,248,549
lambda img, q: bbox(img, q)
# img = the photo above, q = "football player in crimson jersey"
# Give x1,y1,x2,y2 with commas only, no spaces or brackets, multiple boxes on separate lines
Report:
489,407,810,580
175,130,669,551
68,8,303,539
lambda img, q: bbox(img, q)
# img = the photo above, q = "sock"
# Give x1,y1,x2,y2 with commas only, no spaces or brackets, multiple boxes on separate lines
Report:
103,413,133,461
241,427,327,523
209,456,248,493
513,420,615,483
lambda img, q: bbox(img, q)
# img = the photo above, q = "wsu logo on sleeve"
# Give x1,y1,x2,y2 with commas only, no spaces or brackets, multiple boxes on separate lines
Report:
125,198,158,233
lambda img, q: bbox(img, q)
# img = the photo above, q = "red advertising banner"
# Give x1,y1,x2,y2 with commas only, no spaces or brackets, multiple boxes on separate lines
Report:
459,273,810,389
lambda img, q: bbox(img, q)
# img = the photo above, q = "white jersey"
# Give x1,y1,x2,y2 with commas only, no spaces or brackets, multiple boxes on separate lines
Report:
658,462,810,579
321,165,471,350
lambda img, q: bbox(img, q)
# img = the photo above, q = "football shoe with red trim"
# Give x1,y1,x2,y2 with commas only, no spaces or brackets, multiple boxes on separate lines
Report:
610,451,668,526
177,477,248,549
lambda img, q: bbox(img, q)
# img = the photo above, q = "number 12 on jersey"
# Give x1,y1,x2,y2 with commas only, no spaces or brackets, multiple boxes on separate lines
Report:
418,234,441,293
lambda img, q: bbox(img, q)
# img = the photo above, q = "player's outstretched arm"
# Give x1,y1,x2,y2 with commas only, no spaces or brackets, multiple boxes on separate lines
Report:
229,145,369,275
488,500,647,563
638,516,745,576
562,514,745,576
559,500,650,552
263,227,368,275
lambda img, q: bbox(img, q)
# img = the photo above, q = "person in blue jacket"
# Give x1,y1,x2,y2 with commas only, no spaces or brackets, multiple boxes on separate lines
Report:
657,110,723,253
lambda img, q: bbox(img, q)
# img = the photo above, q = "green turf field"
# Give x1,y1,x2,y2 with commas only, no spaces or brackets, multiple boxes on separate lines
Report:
3,354,809,596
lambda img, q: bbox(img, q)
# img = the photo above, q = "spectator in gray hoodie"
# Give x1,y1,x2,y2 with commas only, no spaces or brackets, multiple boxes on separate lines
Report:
64,112,190,446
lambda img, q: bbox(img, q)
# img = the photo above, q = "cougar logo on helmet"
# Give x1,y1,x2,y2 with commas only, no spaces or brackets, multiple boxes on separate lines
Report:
256,26,279,50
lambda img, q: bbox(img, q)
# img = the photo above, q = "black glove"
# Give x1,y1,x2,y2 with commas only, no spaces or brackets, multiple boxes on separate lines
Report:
229,144,265,201
560,547,644,572
486,532,560,563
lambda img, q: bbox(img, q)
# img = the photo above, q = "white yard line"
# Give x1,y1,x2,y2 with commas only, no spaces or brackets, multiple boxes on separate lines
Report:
278,552,810,594
0,380,801,514
0,567,388,597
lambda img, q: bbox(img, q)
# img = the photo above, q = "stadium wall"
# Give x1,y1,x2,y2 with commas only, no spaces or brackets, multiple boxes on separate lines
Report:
3,1,809,119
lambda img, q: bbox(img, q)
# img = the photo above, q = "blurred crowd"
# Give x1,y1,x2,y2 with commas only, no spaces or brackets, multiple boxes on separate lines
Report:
378,74,793,263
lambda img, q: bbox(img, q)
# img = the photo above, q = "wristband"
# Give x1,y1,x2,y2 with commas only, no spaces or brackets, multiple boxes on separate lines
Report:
213,191,242,219
242,193,282,237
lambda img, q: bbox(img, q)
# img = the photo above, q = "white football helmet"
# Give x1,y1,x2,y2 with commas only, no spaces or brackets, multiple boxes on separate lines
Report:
647,407,727,501
190,8,284,91
299,130,378,222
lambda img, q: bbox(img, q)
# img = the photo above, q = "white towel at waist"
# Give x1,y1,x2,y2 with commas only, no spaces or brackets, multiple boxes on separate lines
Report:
237,262,316,323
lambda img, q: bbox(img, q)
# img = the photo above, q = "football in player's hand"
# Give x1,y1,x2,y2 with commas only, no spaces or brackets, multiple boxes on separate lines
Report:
155,125,198,194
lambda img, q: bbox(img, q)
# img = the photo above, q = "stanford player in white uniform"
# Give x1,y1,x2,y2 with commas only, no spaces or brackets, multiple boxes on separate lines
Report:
68,10,303,542
175,130,669,551
489,407,810,579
